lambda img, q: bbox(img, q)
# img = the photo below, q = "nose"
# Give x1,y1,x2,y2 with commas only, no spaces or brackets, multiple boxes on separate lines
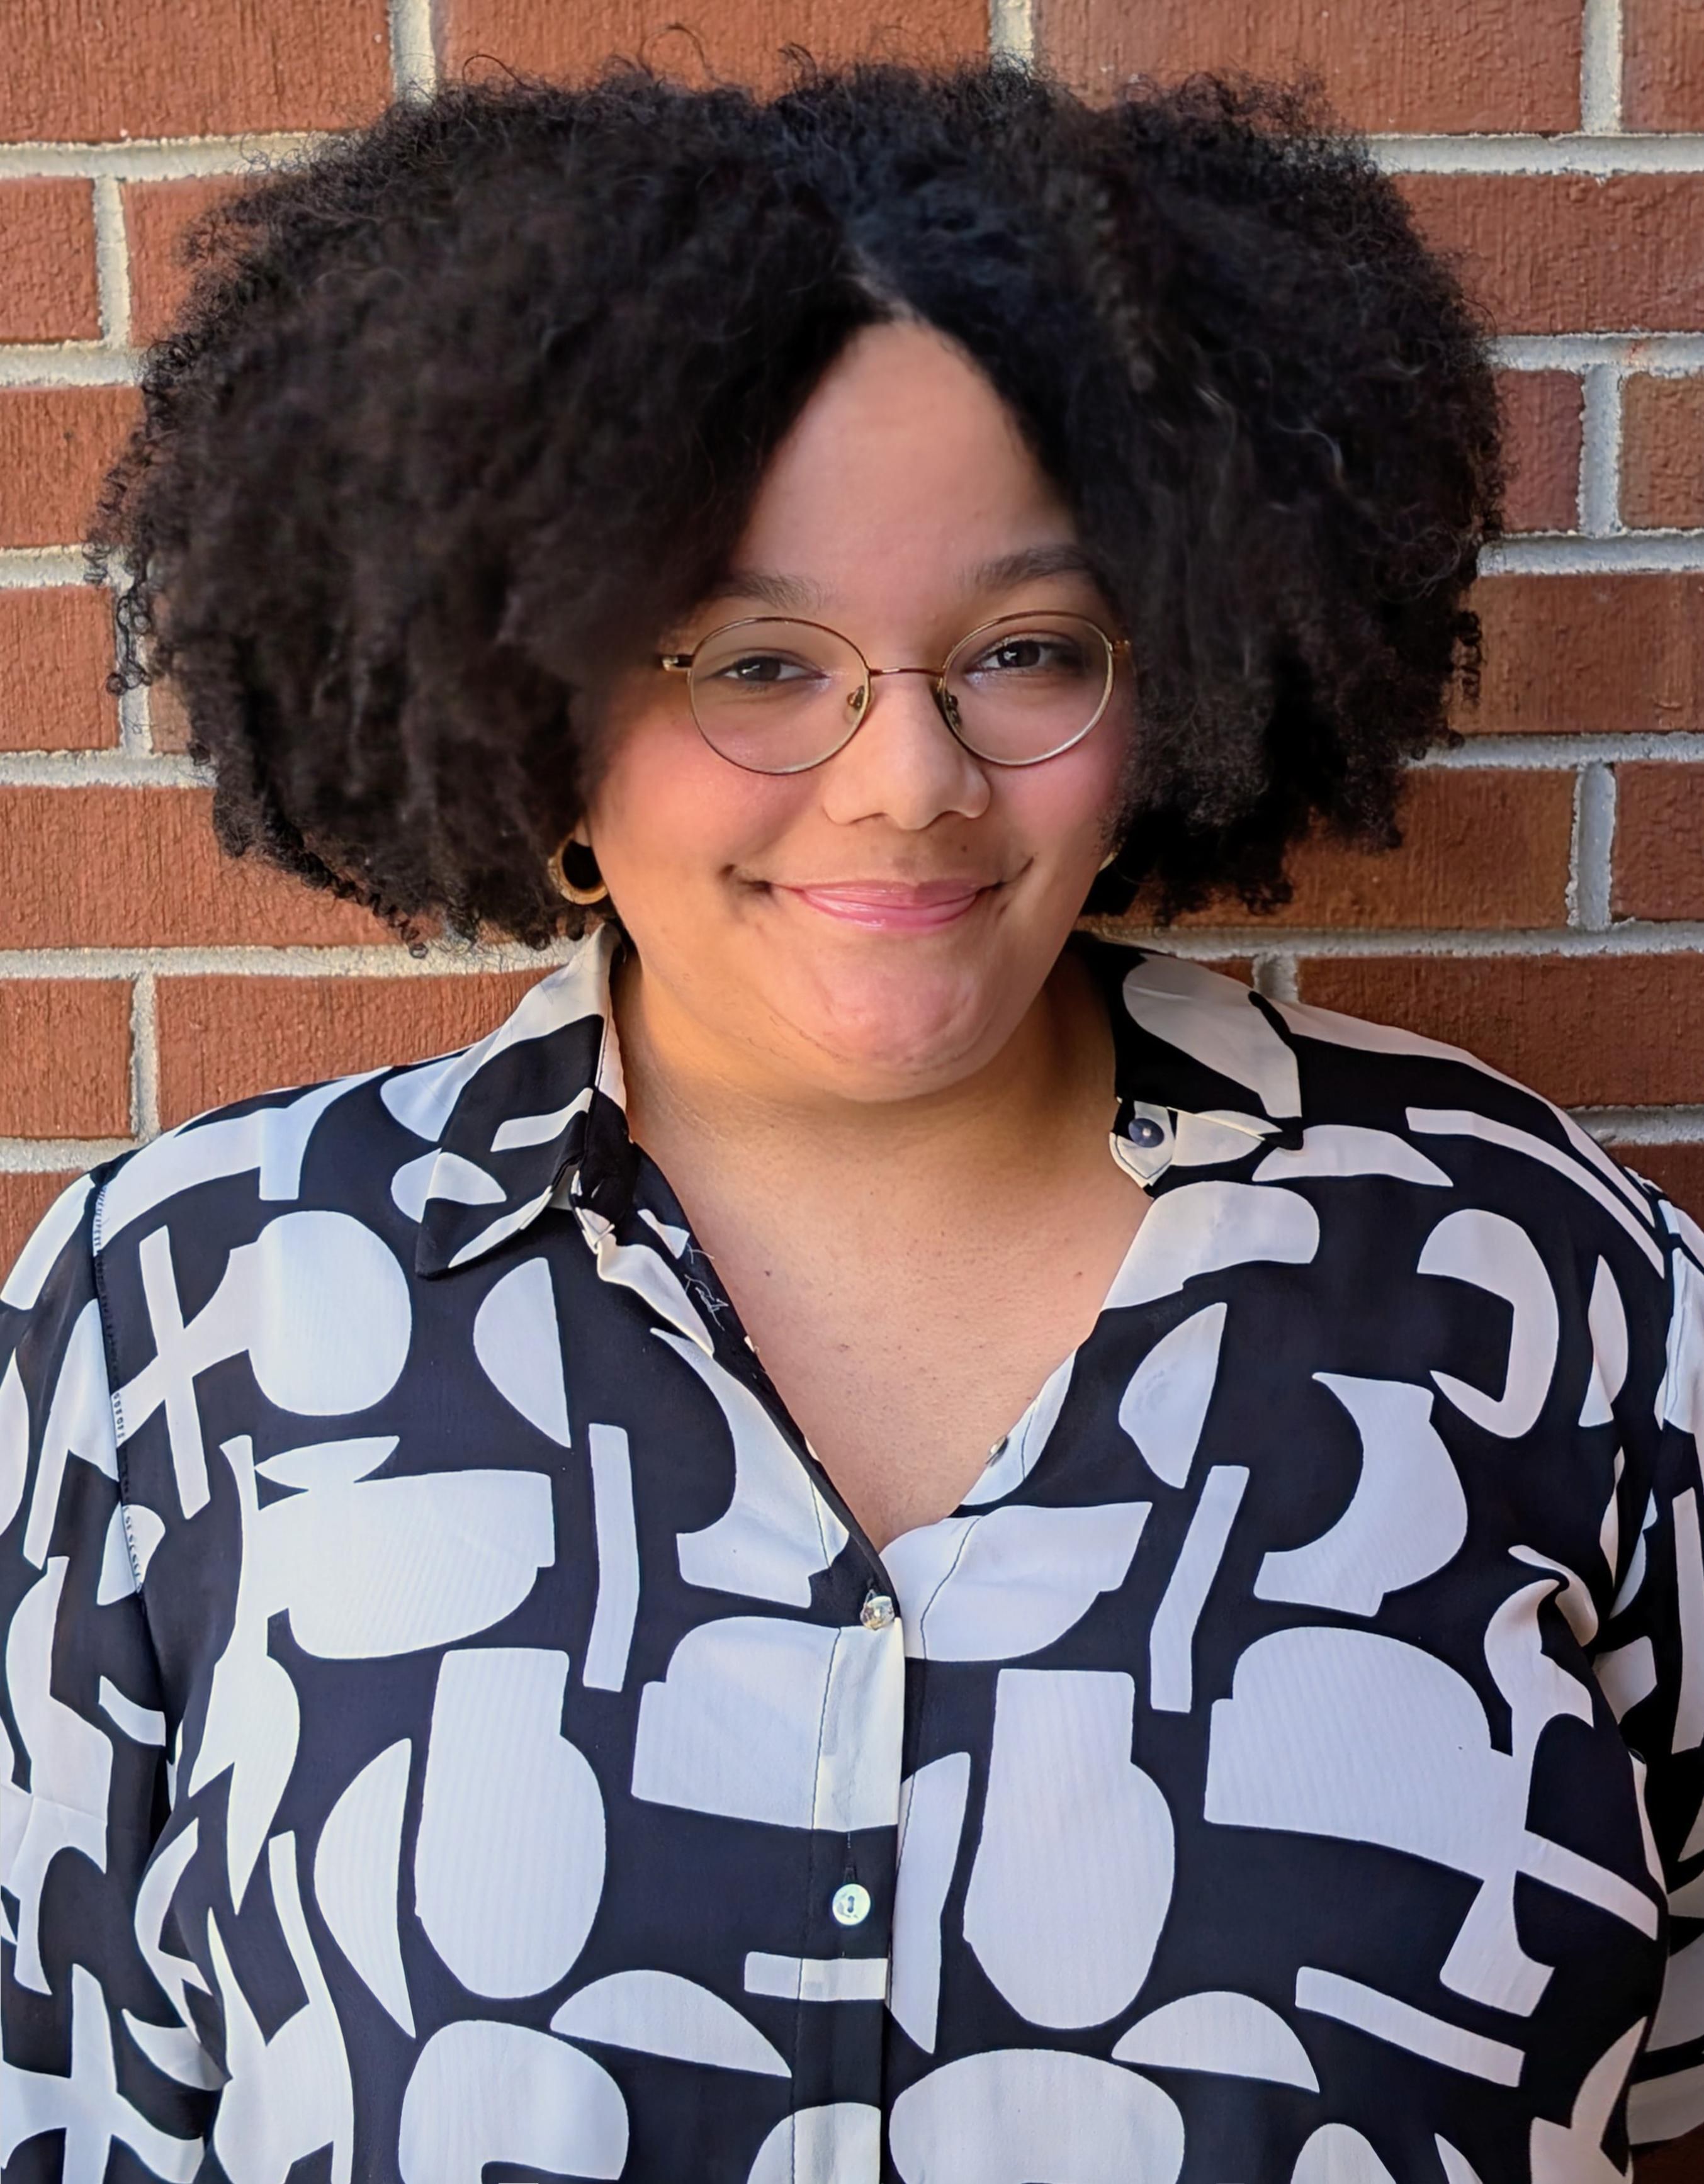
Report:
817,668,991,831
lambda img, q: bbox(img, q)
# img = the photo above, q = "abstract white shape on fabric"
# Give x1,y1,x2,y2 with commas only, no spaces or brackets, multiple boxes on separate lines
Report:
584,1424,640,1692
1112,1988,1319,2090
116,1212,412,1523
1117,1303,1227,1490
133,1816,210,2030
96,1072,380,1250
1595,1636,1658,1722
632,1616,903,1834
1,1171,91,1309
0,1962,201,2181
1579,1258,1630,1427
889,1751,972,2054
4,1556,115,1993
1629,2057,1704,2147
1672,1486,1704,1752
208,1833,354,2184
252,1434,555,1657
745,1952,888,2003
882,1500,1148,1662
186,1448,300,1913
1435,2138,1487,2184
0,1350,28,1537
1295,1966,1522,2084
889,2046,1185,2184
1149,1466,1248,1712
313,1737,415,2034
1418,1208,1560,1438
96,1498,164,1606
1403,1105,1661,1271
1205,1619,1656,2023
1532,2018,1647,2184
492,1086,594,1154
660,1330,848,1605
397,2017,628,2184
746,2103,883,2184
414,1646,604,1999
1122,957,1301,1118
1104,1183,1318,1313
551,1969,788,2073
1290,2122,1399,2184
961,1353,1075,1507
1255,1376,1467,1616
964,1669,1173,2029
1253,1125,1452,1188
583,1222,716,1353
389,1148,505,1225
472,1258,572,1446
22,1298,117,1567
98,1674,165,1745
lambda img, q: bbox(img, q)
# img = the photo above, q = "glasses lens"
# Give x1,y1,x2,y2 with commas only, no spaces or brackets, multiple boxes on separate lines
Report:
687,619,867,774
944,614,1114,763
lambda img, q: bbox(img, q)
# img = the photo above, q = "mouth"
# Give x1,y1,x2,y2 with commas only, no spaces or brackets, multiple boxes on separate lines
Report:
765,877,999,933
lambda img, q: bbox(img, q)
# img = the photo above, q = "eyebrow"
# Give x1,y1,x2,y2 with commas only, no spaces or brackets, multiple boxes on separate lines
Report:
697,541,1106,616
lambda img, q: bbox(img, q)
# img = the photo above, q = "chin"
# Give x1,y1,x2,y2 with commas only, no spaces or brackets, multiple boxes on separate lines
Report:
776,957,1015,1096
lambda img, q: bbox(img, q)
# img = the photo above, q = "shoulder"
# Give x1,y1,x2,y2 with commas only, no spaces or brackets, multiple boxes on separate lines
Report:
1117,949,1676,1306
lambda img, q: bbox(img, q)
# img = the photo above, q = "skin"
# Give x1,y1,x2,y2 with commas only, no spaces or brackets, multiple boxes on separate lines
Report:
576,315,1152,1549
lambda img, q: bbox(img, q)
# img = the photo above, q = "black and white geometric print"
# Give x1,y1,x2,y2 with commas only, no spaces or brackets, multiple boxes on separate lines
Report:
5,918,1704,2183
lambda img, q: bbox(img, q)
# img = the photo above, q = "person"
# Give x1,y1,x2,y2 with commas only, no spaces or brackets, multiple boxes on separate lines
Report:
2,50,1700,2184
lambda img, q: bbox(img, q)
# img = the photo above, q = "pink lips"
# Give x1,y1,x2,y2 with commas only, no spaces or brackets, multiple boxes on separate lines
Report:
774,878,991,932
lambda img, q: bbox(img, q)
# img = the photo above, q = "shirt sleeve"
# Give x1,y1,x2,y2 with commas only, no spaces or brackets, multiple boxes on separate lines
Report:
1,1171,215,2180
1603,1198,1704,2147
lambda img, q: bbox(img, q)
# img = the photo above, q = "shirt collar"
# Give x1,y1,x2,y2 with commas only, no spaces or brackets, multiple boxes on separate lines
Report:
398,921,1306,1280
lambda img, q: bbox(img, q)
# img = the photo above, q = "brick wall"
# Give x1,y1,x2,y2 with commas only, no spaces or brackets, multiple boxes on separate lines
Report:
3,0,1701,1269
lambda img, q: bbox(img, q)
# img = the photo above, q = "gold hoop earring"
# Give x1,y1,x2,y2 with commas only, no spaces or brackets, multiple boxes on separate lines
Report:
550,838,610,906
1097,848,1119,873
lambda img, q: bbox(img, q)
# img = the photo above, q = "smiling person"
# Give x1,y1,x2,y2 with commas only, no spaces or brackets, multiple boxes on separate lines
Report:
3,53,1703,2184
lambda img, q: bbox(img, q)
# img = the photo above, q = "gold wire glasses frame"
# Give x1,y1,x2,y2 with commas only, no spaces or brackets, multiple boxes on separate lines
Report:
655,609,1132,776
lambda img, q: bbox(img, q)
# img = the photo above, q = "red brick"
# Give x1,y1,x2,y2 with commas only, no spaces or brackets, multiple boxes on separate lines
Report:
124,176,252,351
1397,173,1704,335
1498,370,1581,533
1161,768,1574,931
439,0,986,93
0,588,120,751
0,386,142,551
1294,953,1704,1108
1625,0,1704,131
1622,375,1704,531
1458,575,1704,736
0,1171,85,1283
0,0,391,144
0,788,396,948
0,982,131,1137
0,179,99,343
1040,0,1581,134
156,972,548,1124
1608,1142,1704,1224
1611,763,1704,922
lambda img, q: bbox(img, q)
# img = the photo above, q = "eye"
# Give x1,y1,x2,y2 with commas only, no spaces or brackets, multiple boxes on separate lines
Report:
963,632,1089,677
706,651,824,689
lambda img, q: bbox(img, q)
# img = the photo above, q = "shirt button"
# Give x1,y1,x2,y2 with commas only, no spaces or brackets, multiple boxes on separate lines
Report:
860,1592,896,1631
1128,1115,1167,1148
832,1883,872,1927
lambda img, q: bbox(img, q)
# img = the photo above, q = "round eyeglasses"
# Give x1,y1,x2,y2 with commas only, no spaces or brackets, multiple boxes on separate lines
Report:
655,610,1131,775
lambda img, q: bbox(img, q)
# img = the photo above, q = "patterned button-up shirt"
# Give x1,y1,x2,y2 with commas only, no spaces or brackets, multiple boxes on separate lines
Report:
5,921,1704,2183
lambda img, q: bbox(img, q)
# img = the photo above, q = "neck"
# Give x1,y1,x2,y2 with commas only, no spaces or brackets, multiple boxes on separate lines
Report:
612,940,1114,1203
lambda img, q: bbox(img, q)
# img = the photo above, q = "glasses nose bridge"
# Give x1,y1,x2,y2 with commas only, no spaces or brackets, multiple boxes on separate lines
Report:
859,660,961,736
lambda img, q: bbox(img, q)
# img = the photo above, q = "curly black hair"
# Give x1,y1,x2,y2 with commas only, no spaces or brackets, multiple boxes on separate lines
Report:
83,50,1505,950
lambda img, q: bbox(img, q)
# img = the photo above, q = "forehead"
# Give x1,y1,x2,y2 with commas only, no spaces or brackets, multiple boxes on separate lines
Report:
694,542,1109,618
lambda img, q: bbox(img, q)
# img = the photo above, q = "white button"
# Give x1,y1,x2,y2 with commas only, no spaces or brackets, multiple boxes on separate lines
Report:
860,1593,896,1631
832,1883,871,1927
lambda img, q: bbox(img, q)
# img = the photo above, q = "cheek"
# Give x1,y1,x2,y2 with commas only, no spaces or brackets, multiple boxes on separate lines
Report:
585,712,804,893
999,714,1132,863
